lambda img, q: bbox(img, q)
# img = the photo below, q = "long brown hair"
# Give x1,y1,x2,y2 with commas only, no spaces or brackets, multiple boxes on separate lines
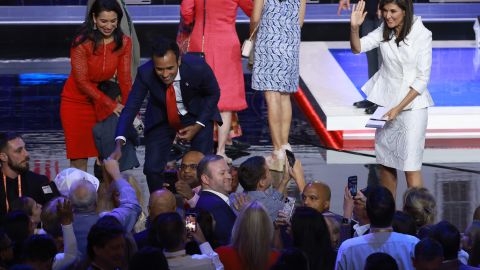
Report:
380,0,413,47
231,201,273,270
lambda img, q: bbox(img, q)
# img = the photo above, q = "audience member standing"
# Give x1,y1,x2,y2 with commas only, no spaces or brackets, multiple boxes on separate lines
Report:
350,0,434,196
335,186,419,270
61,0,132,172
0,132,60,220
216,201,279,270
250,0,307,171
196,155,236,247
180,0,253,163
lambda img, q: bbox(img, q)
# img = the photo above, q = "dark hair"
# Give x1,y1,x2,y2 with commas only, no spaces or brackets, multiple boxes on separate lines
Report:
154,212,185,251
417,224,434,240
270,247,310,270
364,252,399,270
0,132,22,153
72,0,124,52
197,155,224,180
291,207,335,270
430,221,460,260
151,36,180,61
366,186,395,228
238,156,267,192
379,0,414,47
196,209,217,248
10,197,35,217
22,234,57,263
40,197,66,239
4,210,31,244
392,211,417,237
87,215,125,260
129,246,169,270
414,237,444,262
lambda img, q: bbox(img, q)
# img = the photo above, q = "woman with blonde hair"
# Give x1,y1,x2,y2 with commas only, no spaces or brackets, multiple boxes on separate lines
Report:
216,201,279,270
402,187,436,228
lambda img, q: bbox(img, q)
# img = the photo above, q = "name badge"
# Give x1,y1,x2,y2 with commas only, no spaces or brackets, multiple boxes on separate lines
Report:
42,185,53,194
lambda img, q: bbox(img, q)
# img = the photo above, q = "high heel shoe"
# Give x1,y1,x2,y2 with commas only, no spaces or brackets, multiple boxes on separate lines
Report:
265,149,286,172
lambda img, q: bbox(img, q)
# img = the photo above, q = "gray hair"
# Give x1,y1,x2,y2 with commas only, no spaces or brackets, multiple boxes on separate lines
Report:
69,180,97,213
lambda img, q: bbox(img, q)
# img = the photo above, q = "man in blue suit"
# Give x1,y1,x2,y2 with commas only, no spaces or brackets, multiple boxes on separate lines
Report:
196,155,236,247
111,37,222,193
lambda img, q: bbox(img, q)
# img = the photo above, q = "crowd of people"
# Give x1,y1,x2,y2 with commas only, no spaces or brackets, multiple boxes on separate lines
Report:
0,0,470,268
1,133,480,270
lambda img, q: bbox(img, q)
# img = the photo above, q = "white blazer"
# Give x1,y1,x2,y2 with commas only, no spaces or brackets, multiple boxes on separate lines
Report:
359,16,434,110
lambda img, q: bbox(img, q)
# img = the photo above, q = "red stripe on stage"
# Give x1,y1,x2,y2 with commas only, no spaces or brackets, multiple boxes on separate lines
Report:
293,87,343,150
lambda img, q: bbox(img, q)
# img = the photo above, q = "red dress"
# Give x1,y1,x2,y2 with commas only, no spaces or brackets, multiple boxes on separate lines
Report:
215,246,280,270
180,0,253,112
60,36,132,159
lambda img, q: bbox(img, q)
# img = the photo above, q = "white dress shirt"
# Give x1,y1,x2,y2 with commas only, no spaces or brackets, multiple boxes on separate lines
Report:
164,242,224,270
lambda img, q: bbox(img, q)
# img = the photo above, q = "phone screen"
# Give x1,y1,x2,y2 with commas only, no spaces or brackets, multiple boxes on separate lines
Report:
285,150,295,168
348,176,358,197
185,213,197,233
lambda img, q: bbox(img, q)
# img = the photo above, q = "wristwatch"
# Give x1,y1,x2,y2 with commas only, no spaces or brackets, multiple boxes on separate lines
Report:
342,217,351,224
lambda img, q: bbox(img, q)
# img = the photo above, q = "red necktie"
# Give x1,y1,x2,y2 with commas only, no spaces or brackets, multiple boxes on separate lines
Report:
166,84,182,130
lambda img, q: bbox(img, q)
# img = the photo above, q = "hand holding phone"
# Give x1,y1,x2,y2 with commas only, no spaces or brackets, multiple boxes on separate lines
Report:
279,197,296,221
285,150,296,168
348,176,358,197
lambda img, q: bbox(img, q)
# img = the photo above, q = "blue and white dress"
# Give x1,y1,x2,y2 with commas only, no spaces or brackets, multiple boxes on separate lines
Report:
252,0,300,93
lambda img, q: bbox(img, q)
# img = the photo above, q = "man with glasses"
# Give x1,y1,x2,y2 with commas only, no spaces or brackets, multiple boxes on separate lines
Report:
175,151,204,208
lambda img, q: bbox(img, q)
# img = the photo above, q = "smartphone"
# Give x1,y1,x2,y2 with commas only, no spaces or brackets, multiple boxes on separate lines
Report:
285,150,296,168
348,176,358,197
163,170,178,194
281,197,296,220
185,213,197,233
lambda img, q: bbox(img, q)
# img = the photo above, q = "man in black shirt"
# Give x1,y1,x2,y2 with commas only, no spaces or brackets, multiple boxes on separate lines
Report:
0,132,60,222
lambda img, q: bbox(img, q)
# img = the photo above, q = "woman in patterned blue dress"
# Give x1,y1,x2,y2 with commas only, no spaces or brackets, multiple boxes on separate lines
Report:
251,0,307,169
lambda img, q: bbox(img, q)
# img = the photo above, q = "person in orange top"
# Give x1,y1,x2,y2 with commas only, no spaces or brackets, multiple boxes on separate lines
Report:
60,0,132,171
215,201,280,270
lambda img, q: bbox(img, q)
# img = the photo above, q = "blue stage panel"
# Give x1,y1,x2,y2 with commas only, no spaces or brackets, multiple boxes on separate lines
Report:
330,48,480,107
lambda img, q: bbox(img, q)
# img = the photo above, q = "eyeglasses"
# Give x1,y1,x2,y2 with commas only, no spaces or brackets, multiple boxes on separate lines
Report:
179,164,198,170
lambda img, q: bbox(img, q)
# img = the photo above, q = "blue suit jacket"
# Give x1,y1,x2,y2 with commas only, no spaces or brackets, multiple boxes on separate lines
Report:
116,54,222,137
196,190,236,247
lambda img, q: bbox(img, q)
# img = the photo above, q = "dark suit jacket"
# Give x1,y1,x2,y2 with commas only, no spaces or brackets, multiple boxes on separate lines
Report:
116,54,222,137
0,171,60,223
196,190,236,247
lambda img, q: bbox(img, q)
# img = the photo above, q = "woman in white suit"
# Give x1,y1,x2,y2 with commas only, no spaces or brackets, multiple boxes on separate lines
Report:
350,0,434,196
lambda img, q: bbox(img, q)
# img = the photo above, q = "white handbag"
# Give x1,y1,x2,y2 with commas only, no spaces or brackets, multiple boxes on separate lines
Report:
241,23,260,58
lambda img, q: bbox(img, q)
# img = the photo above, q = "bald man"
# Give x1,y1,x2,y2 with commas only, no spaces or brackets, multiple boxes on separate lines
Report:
302,182,332,213
135,188,176,249
175,151,204,208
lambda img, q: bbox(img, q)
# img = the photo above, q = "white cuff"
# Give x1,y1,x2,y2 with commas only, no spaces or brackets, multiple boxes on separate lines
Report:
195,121,205,127
115,136,127,145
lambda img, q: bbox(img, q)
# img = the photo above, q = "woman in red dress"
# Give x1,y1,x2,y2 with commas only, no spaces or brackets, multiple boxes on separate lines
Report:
60,0,132,171
180,0,253,163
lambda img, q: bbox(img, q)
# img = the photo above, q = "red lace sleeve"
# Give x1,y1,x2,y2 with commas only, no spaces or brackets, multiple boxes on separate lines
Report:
117,36,133,105
70,42,116,112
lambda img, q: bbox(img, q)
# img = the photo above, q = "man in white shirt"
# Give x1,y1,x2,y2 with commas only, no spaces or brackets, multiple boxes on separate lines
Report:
335,186,419,270
158,212,223,270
